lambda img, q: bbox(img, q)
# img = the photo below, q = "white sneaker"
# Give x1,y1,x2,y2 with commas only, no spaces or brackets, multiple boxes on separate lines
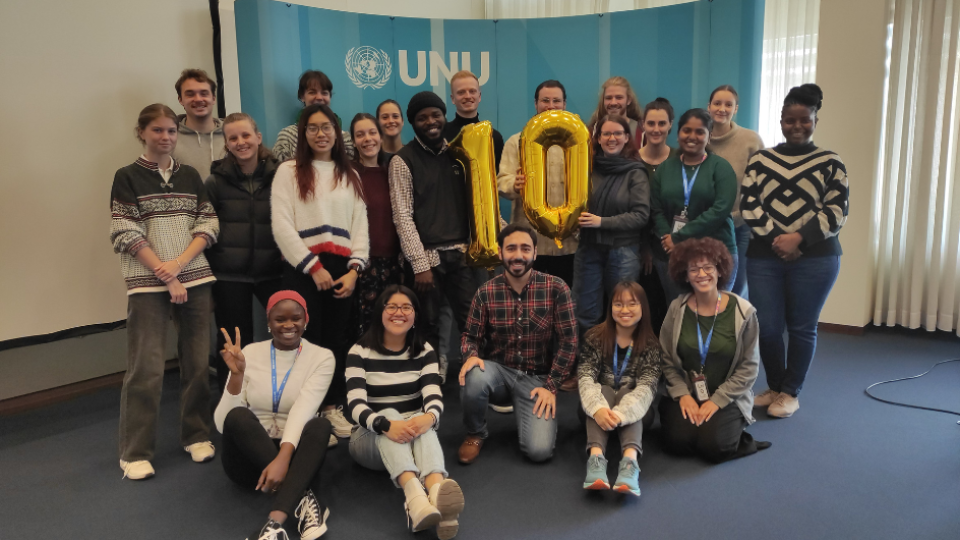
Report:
119,459,155,480
321,406,353,438
439,355,449,384
295,490,329,540
489,403,514,414
184,441,216,463
327,433,338,448
753,389,780,408
429,479,465,540
767,392,800,418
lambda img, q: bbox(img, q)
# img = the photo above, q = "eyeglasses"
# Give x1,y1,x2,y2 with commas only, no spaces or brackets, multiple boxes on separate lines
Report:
384,304,414,315
306,123,336,136
687,264,717,276
538,98,564,105
612,301,640,310
600,131,626,139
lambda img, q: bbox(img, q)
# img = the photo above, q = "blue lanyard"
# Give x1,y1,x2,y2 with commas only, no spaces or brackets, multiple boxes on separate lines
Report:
694,293,723,371
612,343,633,388
681,155,706,209
270,343,302,414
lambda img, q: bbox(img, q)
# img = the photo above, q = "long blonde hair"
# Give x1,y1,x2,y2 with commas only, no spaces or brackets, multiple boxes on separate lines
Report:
222,112,273,162
590,76,643,126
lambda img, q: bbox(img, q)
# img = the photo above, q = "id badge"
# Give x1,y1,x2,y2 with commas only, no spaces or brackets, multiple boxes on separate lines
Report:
691,372,710,402
672,215,689,233
267,415,281,439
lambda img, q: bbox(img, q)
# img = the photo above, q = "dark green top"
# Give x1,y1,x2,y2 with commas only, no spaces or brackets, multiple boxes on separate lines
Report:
677,296,738,394
651,153,738,254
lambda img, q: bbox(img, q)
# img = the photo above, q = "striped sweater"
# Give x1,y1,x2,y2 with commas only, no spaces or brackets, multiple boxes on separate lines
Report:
741,142,848,258
110,157,219,294
345,342,443,433
271,160,369,273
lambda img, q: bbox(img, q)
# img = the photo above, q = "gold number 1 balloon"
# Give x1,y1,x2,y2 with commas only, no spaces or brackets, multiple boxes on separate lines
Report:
519,110,592,249
447,121,502,268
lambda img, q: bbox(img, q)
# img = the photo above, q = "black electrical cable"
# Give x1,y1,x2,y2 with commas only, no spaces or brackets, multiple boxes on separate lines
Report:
863,358,960,423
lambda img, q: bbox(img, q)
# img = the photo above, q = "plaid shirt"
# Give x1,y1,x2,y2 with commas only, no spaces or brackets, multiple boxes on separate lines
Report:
461,270,578,393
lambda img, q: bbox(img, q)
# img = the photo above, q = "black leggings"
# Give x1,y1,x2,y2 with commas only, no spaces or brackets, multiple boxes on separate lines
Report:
658,397,759,463
221,408,331,516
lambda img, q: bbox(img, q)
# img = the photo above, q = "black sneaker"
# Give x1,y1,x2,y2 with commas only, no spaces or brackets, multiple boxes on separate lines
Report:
247,518,288,540
295,490,330,540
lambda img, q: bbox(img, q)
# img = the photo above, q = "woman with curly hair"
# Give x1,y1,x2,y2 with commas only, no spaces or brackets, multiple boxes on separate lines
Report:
578,281,662,497
658,237,771,463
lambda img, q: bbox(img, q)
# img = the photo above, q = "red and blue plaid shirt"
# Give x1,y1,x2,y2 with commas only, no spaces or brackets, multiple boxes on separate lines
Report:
461,270,578,393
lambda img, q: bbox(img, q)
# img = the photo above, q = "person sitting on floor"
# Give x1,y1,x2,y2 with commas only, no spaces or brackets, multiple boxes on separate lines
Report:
579,281,662,497
214,291,335,540
658,238,772,463
458,223,578,464
346,285,465,539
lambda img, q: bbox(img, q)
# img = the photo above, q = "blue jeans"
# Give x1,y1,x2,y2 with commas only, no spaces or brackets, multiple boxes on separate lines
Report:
572,244,641,330
732,224,751,298
747,255,841,397
654,253,738,304
461,362,557,462
348,409,448,487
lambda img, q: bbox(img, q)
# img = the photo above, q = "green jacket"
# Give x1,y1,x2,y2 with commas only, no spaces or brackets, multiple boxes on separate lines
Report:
651,153,737,254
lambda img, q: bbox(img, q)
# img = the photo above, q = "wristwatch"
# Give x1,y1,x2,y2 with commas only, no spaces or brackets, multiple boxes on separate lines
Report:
372,415,392,434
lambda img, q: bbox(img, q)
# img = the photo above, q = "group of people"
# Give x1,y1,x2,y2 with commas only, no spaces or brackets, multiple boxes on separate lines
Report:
108,67,849,540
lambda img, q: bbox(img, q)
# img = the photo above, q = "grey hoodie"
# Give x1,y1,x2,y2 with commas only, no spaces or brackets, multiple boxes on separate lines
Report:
173,114,226,179
659,292,758,424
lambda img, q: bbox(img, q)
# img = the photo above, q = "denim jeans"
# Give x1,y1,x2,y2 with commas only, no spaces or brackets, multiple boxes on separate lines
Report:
573,244,641,330
655,252,739,305
747,255,841,397
731,224,751,298
461,362,557,462
349,409,448,487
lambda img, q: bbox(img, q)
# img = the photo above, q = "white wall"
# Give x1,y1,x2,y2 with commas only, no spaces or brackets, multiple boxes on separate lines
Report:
813,0,887,327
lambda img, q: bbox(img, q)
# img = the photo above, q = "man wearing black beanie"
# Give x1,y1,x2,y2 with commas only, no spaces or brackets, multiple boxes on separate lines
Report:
388,91,477,370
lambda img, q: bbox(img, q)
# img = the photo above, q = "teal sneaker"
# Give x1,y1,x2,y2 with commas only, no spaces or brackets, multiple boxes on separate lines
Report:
612,457,641,496
583,454,610,490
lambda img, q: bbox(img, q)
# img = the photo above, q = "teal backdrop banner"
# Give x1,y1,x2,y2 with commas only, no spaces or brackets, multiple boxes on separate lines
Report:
235,0,764,150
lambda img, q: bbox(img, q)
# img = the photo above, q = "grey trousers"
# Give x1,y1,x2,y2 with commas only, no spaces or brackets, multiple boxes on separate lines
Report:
585,385,645,455
119,284,213,462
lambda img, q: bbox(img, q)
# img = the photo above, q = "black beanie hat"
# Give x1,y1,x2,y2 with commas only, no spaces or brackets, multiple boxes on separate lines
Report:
406,91,446,124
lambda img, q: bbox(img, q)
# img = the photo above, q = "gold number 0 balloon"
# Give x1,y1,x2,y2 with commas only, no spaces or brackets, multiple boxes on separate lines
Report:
519,110,592,249
448,121,502,268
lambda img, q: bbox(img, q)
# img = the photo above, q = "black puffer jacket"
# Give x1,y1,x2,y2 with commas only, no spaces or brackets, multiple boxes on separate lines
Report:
204,156,282,282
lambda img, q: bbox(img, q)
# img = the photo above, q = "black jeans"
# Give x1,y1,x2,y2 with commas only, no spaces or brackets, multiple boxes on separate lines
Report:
658,397,758,463
212,278,282,391
283,254,353,408
221,408,331,517
408,250,478,355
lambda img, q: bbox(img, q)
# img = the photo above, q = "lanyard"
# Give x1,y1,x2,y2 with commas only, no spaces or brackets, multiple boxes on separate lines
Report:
612,342,633,388
270,343,302,414
694,293,723,372
681,154,707,211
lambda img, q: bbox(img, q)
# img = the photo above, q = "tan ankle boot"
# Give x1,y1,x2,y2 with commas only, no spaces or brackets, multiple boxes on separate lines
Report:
403,478,441,532
429,479,465,540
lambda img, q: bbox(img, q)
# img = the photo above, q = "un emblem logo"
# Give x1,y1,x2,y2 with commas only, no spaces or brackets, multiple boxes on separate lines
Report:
345,46,392,89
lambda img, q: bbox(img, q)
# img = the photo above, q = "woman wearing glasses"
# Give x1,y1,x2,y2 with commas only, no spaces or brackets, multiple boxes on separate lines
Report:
650,109,738,303
657,237,770,463
346,285,465,539
272,103,369,447
572,114,650,332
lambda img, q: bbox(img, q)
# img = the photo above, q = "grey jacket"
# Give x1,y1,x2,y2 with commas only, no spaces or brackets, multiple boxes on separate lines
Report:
580,155,650,248
659,292,758,424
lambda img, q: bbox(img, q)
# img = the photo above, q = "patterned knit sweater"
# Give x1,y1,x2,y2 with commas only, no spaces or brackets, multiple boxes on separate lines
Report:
577,332,662,426
741,142,848,258
271,160,369,274
272,124,355,163
110,157,218,294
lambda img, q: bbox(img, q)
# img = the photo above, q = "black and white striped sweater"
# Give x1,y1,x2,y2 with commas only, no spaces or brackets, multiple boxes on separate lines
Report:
345,342,443,433
741,142,848,258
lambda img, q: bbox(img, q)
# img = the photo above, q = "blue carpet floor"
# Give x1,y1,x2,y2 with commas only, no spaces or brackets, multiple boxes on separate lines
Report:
1,327,958,540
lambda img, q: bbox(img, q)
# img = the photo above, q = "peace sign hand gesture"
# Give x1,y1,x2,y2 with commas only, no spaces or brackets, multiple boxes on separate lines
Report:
219,327,247,375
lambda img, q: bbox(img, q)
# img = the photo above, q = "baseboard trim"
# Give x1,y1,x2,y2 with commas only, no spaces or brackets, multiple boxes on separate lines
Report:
818,322,865,335
0,359,180,416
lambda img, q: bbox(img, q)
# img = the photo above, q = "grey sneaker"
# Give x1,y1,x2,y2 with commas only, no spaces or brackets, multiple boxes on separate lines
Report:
754,388,780,407
583,454,610,490
612,457,641,496
767,393,799,418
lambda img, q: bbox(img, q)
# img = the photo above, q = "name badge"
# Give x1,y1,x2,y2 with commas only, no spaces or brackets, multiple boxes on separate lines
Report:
672,214,689,233
267,414,281,439
691,372,710,402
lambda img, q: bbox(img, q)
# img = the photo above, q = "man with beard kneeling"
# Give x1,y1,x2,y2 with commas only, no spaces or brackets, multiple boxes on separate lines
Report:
457,224,578,464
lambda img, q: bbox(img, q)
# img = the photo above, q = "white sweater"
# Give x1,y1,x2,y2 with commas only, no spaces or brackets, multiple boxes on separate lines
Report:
271,160,369,274
214,339,335,448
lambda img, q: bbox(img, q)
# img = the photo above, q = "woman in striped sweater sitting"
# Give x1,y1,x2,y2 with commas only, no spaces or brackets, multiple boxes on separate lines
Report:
346,285,465,539
272,103,369,446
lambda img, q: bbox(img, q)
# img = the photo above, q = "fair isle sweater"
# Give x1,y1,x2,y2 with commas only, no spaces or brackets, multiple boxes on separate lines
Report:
706,121,764,223
271,160,369,274
741,142,848,258
272,124,355,163
345,343,444,433
214,339,335,448
110,157,218,294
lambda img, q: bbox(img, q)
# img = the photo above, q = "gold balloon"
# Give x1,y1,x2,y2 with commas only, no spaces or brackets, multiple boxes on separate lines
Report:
447,121,503,268
519,110,592,248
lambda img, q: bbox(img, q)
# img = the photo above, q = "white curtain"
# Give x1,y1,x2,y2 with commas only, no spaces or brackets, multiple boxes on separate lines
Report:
873,0,960,335
483,0,694,19
757,0,821,146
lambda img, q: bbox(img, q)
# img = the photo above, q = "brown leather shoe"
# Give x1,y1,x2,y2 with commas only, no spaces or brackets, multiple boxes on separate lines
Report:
458,436,484,464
